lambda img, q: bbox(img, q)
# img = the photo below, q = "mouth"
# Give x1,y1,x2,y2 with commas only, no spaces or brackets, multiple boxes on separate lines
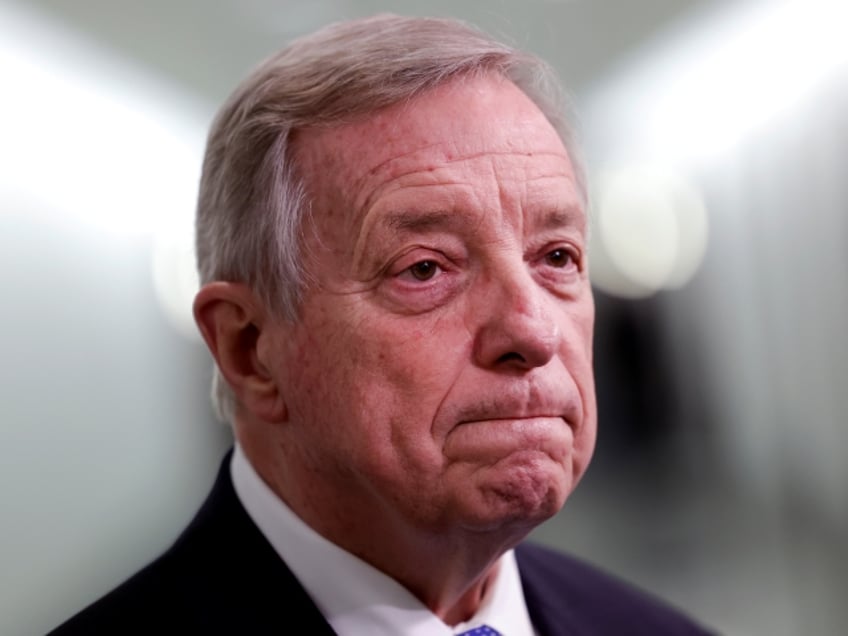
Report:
450,383,580,424
444,415,573,462
458,415,565,425
455,416,571,439
445,382,583,444
455,414,575,438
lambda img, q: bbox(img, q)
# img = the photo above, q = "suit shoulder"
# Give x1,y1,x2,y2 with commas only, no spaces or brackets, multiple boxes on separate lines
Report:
516,542,714,635
47,452,307,634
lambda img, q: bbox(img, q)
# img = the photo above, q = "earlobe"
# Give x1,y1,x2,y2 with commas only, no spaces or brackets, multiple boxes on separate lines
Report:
193,282,288,423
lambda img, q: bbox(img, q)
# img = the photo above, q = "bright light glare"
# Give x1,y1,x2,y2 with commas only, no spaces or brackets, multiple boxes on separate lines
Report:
0,3,208,337
151,224,202,340
599,170,679,291
588,0,848,168
590,166,708,298
583,0,848,299
0,8,205,236
648,0,848,163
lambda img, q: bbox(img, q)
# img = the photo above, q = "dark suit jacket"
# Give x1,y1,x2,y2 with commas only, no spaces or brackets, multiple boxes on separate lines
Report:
49,452,712,635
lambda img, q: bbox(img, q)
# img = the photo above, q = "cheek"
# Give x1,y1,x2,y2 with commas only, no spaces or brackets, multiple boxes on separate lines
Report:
286,311,466,434
356,319,471,464
279,310,360,423
366,311,469,395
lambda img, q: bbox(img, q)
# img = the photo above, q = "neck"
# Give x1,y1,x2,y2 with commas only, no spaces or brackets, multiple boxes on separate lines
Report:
237,426,530,624
332,518,515,625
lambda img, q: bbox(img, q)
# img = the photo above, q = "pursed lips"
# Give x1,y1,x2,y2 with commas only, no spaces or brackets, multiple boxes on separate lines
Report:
442,414,574,463
456,414,566,426
453,405,580,431
448,379,580,420
442,383,584,442
459,412,562,420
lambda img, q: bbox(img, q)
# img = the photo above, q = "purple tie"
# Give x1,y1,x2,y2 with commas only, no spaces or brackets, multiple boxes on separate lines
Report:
457,626,502,636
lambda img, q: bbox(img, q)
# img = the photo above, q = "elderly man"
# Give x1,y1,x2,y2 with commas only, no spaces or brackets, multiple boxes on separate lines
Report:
51,14,710,636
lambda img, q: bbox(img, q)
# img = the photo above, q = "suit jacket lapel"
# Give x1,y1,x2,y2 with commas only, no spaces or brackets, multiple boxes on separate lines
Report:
177,450,338,634
516,544,581,636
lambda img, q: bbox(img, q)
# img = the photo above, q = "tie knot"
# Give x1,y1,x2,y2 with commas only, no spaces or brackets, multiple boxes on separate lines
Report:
457,626,502,636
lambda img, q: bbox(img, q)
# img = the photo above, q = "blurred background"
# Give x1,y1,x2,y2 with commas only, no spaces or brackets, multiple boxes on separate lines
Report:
1,0,846,634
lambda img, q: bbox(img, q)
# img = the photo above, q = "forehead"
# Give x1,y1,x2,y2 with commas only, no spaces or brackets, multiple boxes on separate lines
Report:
292,75,582,251
299,75,573,195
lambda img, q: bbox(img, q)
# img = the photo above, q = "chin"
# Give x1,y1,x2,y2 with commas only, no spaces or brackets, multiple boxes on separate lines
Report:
464,457,572,532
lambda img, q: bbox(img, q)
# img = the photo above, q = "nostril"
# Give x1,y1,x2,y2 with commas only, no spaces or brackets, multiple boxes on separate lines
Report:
496,352,525,364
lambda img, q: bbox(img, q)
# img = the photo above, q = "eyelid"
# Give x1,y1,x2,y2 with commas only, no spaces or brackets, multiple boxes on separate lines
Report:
381,248,464,314
387,247,459,284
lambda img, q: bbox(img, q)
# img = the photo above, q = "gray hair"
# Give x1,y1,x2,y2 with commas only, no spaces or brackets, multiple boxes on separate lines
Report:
196,13,586,422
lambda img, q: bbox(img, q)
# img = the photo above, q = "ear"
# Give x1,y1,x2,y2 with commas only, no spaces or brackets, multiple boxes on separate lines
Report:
193,282,287,423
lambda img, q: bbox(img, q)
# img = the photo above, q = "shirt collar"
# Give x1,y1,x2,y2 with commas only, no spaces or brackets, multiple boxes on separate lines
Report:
231,443,535,636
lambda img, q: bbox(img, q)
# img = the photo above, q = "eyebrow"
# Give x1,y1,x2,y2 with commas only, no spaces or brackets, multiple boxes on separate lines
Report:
383,204,585,231
383,209,462,234
352,209,464,277
536,205,587,233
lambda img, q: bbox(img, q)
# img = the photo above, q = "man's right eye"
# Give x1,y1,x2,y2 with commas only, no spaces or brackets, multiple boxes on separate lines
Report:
406,260,440,281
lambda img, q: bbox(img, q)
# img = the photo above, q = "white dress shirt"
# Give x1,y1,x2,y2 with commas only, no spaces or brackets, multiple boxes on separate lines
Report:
230,444,537,636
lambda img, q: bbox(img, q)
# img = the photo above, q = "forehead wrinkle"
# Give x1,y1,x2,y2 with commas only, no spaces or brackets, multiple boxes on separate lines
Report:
365,148,571,183
361,141,448,179
357,175,474,218
340,180,584,286
356,148,572,222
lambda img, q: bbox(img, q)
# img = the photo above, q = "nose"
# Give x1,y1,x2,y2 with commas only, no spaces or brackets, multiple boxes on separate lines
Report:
472,266,560,371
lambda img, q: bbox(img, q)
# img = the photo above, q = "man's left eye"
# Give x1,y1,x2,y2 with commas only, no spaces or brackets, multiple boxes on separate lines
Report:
544,248,574,268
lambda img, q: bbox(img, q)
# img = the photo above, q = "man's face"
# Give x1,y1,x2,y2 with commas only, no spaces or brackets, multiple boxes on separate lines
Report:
265,75,596,539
